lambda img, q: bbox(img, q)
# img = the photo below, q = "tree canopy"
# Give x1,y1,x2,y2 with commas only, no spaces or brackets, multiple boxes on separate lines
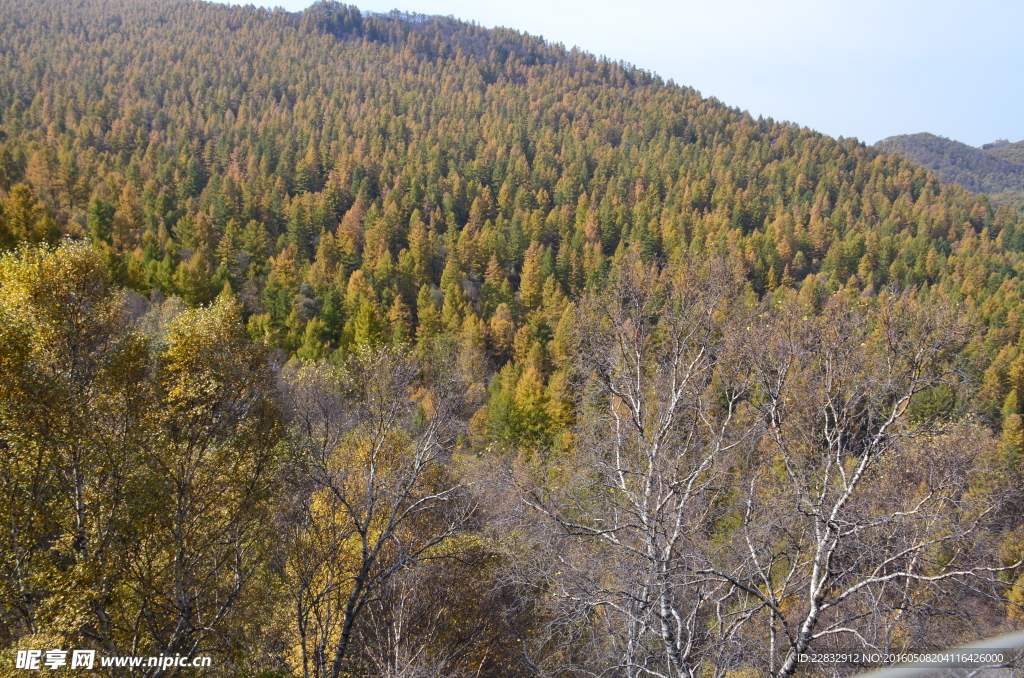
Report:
1,0,1023,676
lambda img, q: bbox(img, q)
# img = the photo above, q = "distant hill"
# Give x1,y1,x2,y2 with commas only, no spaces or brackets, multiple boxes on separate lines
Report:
875,133,1024,209
984,138,1024,167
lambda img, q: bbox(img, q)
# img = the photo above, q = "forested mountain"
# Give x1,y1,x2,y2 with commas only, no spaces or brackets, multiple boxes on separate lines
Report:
1,1,1024,677
875,132,1024,209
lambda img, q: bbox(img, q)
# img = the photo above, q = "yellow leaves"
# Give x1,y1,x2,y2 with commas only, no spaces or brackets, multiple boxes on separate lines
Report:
302,487,366,570
1007,573,1024,623
0,241,113,330
159,290,251,396
330,428,415,480
0,241,149,406
723,668,762,678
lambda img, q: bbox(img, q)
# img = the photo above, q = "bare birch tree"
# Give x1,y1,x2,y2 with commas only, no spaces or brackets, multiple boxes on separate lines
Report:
525,255,758,678
711,293,1024,677
524,263,1024,678
284,345,475,678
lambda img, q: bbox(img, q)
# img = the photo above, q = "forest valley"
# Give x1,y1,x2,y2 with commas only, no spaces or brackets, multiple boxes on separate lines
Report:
0,0,1023,676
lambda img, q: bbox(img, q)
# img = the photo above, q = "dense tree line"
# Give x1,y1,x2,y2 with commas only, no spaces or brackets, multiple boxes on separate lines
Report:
1,0,1023,676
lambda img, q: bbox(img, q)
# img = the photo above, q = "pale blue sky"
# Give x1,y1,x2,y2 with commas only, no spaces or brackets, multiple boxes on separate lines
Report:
220,0,1023,147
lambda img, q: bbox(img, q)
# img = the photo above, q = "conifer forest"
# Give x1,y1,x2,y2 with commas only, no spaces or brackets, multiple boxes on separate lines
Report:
0,1,1023,676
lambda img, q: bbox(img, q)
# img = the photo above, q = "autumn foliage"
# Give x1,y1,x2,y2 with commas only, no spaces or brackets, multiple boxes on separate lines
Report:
1,0,1023,676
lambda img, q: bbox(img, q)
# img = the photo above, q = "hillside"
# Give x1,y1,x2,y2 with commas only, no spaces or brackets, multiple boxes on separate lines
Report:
1,1,1024,676
875,132,1024,208
2,0,1022,348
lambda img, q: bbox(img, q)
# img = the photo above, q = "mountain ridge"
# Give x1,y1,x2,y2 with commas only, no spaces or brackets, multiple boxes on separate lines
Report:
875,132,1024,208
